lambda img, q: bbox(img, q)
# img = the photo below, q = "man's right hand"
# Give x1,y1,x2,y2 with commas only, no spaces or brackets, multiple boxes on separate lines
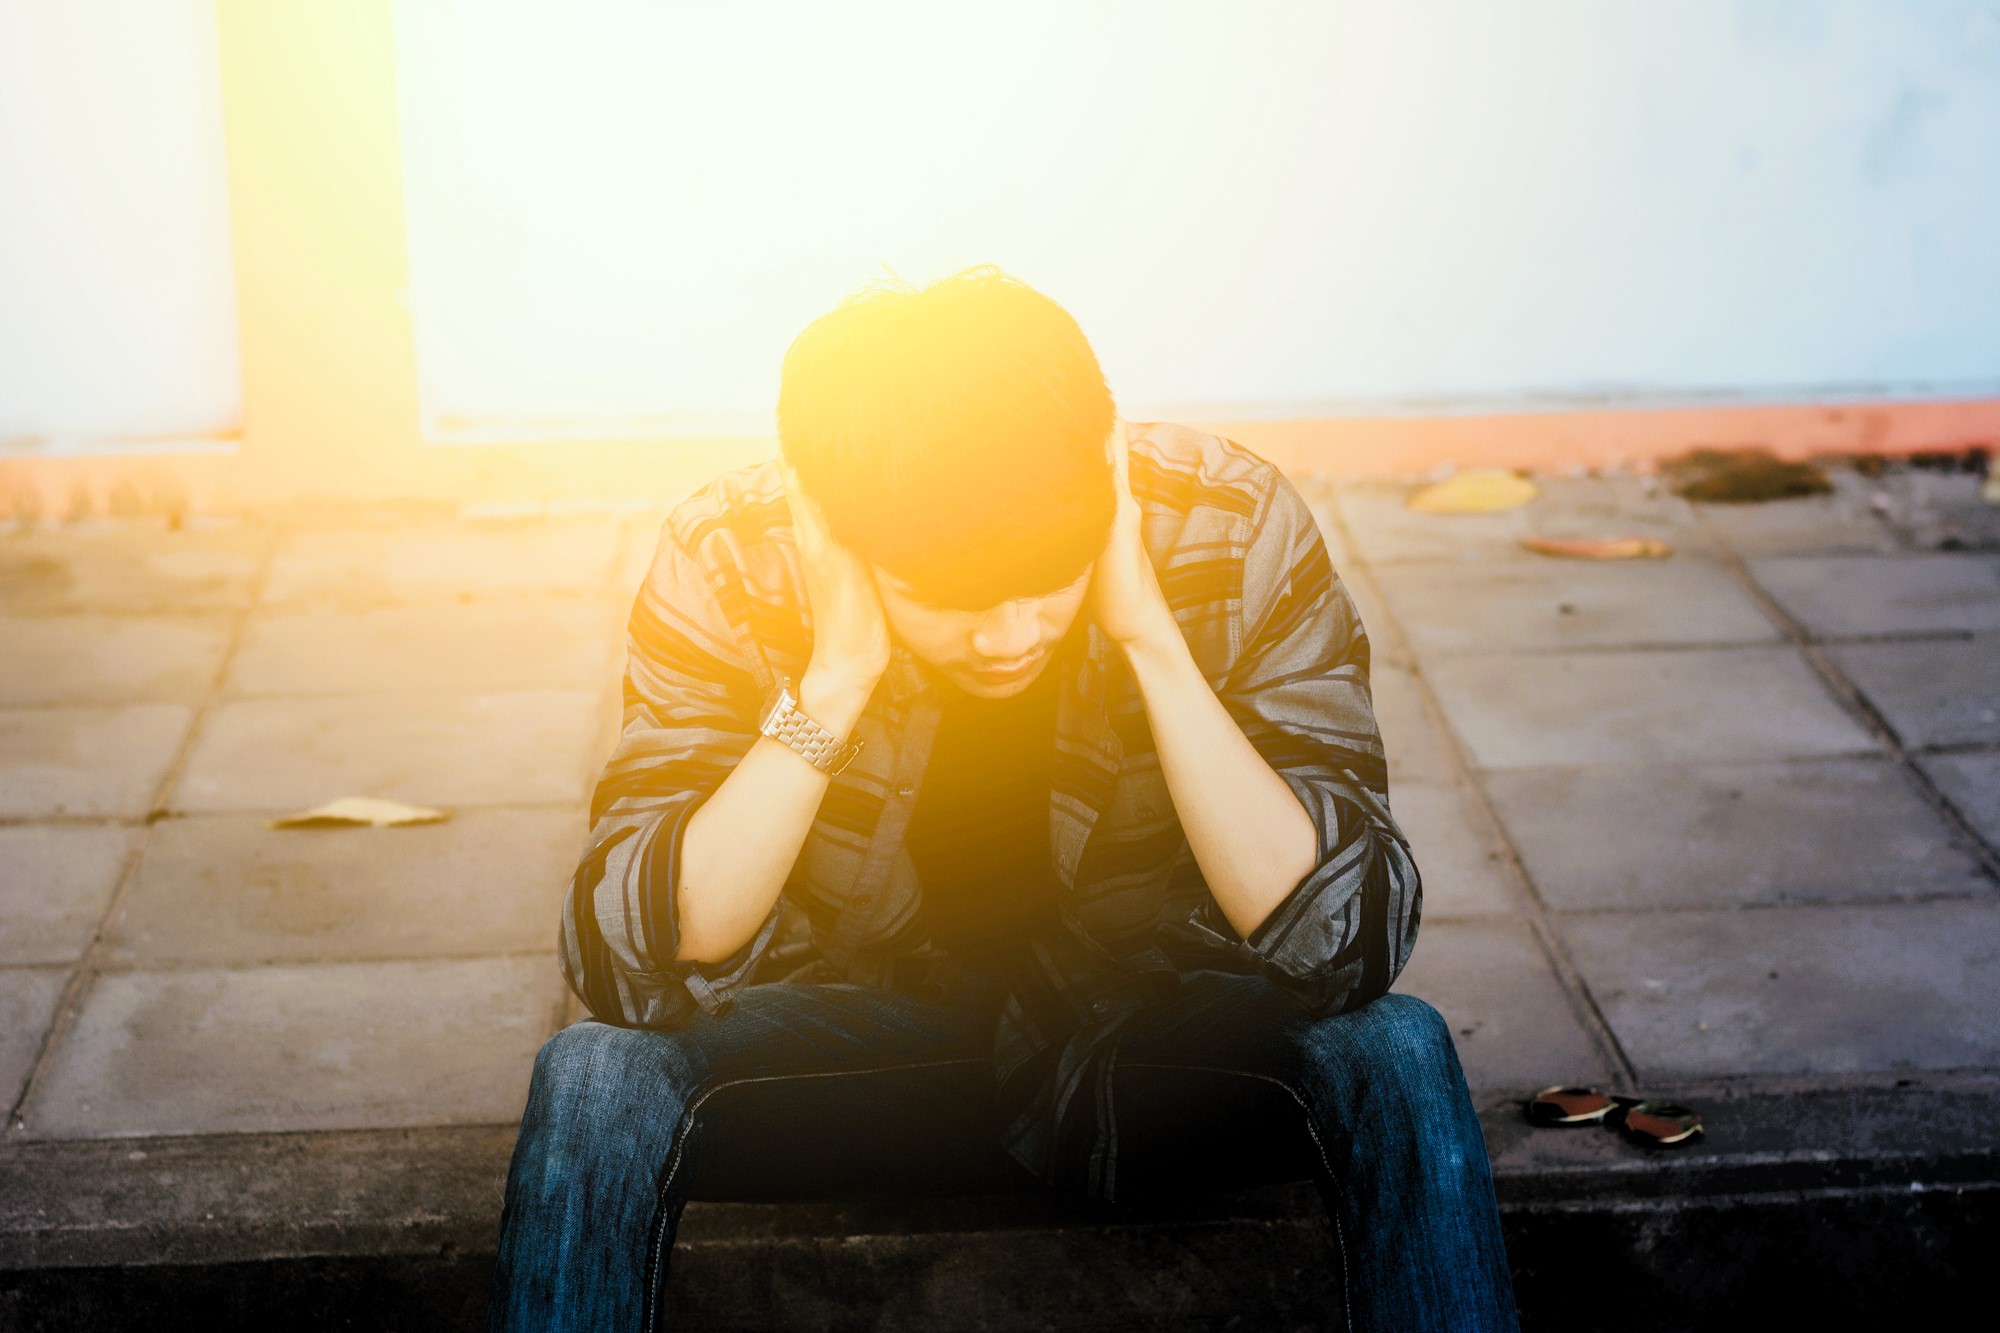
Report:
673,462,888,965
780,459,892,691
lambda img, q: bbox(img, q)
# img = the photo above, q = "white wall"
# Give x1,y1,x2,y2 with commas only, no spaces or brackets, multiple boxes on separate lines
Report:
394,0,2000,438
5,3,1991,455
0,0,241,455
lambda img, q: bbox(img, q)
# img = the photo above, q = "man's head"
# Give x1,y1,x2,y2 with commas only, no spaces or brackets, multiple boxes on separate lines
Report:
776,266,1117,698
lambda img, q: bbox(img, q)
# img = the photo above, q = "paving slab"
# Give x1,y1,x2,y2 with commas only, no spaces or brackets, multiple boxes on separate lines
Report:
227,602,618,697
1393,917,1610,1092
0,967,69,1110
1372,557,1778,657
0,616,232,705
1336,474,1709,567
1919,751,2000,851
171,689,605,813
1387,780,1517,916
1372,663,1456,783
1559,900,2000,1082
1424,647,1878,770
1302,494,1351,570
1829,636,2000,750
1333,562,1408,667
0,521,271,615
0,825,138,965
1747,553,2000,637
104,807,585,965
0,704,193,818
22,956,564,1138
261,521,620,612
1485,758,1989,911
1691,471,1899,557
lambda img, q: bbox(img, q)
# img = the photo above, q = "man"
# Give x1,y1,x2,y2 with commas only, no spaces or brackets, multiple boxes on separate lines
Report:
488,267,1517,1330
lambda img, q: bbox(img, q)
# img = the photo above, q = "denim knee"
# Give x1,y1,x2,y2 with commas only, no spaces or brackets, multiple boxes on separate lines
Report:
1288,992,1470,1113
523,1020,703,1148
1358,992,1459,1077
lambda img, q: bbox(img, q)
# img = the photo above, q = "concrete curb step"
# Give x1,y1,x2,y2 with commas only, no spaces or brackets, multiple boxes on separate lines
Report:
2,1077,1992,1331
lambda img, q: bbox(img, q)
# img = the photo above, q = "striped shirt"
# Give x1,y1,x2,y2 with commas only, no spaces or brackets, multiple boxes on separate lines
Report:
560,421,1422,1200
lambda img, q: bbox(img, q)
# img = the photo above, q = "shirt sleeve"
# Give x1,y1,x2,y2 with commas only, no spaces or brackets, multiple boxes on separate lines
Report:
558,528,783,1028
1173,469,1422,1015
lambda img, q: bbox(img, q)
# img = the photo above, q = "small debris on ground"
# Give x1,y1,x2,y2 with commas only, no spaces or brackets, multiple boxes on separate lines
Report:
1906,446,1991,474
1659,448,1832,503
1520,536,1673,560
268,797,451,829
1407,469,1538,514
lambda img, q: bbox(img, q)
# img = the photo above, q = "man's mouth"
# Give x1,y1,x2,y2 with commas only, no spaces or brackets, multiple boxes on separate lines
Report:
972,652,1041,680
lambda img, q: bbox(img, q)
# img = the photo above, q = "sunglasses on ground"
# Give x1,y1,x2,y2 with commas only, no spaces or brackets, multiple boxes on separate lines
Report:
1525,1086,1704,1147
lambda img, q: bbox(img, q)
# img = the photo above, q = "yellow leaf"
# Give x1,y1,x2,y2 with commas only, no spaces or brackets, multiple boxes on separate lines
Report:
1406,469,1538,514
268,797,451,829
1519,536,1673,560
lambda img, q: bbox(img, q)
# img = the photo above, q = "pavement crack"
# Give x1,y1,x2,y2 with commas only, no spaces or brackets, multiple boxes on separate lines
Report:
5,523,284,1136
1698,510,2000,885
1305,478,1644,1094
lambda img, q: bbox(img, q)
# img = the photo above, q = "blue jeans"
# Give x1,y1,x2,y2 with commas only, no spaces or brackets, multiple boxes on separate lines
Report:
487,975,1518,1331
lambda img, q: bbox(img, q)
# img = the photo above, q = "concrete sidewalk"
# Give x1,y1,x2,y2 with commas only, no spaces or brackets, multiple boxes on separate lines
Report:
2,460,1996,1329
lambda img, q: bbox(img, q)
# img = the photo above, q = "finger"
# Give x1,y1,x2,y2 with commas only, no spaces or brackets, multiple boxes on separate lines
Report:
1107,417,1130,499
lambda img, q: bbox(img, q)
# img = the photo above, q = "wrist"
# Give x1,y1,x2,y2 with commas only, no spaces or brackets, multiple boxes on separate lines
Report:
1113,613,1188,670
799,659,879,738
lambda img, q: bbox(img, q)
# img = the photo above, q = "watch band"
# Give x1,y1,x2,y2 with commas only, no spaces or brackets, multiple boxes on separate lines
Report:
758,683,864,775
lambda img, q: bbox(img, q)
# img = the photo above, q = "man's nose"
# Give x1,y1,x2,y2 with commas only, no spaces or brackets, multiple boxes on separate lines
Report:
972,600,1040,661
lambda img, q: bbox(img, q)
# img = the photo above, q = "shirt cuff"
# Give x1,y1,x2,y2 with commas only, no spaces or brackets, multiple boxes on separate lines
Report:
673,898,783,1016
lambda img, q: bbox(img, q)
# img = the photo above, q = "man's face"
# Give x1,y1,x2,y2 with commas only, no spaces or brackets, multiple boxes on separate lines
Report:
871,563,1095,699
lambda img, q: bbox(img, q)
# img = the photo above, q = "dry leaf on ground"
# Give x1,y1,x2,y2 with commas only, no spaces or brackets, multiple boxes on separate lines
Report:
1519,536,1673,560
1658,448,1831,503
268,797,451,829
1407,469,1538,515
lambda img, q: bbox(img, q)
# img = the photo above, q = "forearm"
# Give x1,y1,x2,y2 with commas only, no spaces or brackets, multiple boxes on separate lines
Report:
1121,627,1319,941
673,663,877,964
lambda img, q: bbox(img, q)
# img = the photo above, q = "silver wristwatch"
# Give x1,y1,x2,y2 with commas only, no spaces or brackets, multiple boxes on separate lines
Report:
757,682,864,775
